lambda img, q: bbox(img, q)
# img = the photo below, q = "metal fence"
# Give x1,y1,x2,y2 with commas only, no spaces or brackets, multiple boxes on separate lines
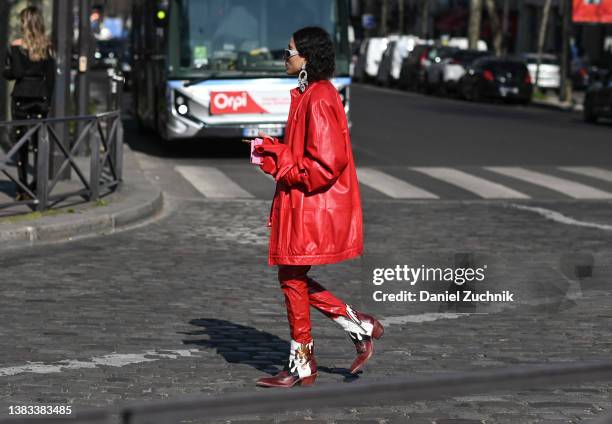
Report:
0,111,123,212
1,359,611,423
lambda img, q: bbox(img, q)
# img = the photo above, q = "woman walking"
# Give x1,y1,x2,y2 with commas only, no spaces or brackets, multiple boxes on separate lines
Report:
249,27,384,388
2,6,55,201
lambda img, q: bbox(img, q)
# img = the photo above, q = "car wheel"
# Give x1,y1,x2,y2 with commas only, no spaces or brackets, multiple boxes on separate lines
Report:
438,82,448,97
583,97,598,123
471,86,481,102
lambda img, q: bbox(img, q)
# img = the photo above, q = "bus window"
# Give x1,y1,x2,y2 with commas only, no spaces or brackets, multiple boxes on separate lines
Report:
170,0,349,76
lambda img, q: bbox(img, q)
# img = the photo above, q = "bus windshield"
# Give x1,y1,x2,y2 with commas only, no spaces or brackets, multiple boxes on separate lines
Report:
169,0,349,78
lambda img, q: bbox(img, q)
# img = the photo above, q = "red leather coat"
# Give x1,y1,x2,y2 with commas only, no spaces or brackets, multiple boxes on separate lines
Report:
255,80,364,266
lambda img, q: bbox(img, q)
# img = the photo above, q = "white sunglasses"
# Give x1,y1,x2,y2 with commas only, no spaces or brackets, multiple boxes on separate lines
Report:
284,48,300,60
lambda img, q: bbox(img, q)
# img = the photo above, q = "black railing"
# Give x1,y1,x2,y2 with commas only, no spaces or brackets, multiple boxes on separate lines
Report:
0,111,123,212
0,360,611,423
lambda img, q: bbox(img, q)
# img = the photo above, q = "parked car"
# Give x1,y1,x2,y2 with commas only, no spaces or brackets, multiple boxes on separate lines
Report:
458,57,533,104
571,56,591,90
522,53,561,91
362,37,390,82
424,46,460,94
583,67,612,123
447,37,488,51
376,35,422,86
398,44,432,91
389,35,421,84
376,40,397,86
442,49,490,94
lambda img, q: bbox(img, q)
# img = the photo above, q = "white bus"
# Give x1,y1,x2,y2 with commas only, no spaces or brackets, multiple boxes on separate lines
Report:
131,0,352,140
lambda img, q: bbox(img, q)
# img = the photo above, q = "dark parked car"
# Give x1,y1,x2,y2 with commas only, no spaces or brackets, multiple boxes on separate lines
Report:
583,67,612,123
458,57,533,104
376,40,396,87
571,57,591,90
398,44,431,91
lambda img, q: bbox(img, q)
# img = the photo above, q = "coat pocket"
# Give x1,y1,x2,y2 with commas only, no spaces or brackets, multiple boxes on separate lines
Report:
291,208,316,256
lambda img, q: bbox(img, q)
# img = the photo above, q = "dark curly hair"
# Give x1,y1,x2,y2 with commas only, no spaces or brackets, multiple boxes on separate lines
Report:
293,26,335,82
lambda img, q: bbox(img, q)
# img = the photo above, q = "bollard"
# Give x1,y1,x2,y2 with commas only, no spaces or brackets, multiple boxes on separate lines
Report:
36,123,49,211
89,121,100,201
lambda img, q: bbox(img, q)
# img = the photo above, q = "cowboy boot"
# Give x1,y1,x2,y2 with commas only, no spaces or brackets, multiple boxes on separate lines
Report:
256,339,317,388
333,305,384,374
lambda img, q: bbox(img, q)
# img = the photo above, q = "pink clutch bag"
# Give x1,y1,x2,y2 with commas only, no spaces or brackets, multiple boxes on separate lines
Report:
250,138,264,165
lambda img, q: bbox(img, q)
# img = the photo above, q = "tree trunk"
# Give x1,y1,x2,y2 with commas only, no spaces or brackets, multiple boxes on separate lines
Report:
535,0,553,89
502,0,510,54
381,0,388,36
420,0,429,39
484,0,502,56
468,0,482,50
364,0,376,38
560,0,572,103
398,0,405,34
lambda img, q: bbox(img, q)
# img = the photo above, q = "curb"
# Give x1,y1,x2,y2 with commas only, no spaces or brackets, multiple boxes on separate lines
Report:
0,144,163,248
531,99,584,113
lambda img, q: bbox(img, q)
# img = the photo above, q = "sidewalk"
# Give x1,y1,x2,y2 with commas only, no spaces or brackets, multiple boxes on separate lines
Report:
0,142,163,249
531,90,585,113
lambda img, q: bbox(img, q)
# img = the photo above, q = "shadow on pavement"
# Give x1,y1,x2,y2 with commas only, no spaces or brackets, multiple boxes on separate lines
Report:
123,119,249,160
181,318,360,382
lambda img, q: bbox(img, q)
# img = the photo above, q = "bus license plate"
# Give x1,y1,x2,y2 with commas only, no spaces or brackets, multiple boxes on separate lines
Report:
243,127,283,137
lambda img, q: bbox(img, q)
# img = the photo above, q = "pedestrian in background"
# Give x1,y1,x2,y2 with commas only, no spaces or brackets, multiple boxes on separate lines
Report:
248,26,384,388
2,6,55,201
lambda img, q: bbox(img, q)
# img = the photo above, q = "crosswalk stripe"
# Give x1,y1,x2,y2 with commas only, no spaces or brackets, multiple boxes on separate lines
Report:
558,166,612,184
175,166,255,198
484,166,612,199
357,168,439,199
410,167,530,199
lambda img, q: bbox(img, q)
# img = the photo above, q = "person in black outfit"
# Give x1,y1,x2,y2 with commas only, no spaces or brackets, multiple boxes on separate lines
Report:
2,6,55,201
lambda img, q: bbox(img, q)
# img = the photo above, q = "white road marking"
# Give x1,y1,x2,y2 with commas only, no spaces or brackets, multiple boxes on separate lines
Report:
379,312,486,326
357,168,439,199
558,166,612,184
411,167,530,199
508,203,612,231
175,166,254,198
485,166,612,199
0,349,201,377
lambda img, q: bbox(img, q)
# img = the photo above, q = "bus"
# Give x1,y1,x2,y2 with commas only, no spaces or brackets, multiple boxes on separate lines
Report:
131,0,352,140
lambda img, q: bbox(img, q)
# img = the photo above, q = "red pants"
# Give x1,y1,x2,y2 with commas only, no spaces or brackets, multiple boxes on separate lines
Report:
278,265,348,344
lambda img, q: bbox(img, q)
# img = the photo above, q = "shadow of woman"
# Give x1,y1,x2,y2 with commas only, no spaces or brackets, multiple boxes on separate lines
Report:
180,318,360,382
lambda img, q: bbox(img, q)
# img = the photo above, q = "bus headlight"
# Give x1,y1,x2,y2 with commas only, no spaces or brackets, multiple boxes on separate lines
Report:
175,94,189,115
177,104,189,115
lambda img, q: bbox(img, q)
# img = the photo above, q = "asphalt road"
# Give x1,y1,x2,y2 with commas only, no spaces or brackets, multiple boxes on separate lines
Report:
1,82,612,423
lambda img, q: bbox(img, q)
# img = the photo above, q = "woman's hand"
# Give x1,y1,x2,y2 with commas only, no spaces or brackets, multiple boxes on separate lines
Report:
242,135,275,174
240,131,270,144
11,39,22,47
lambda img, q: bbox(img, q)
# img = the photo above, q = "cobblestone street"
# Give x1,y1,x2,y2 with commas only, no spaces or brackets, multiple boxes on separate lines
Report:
1,196,611,423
